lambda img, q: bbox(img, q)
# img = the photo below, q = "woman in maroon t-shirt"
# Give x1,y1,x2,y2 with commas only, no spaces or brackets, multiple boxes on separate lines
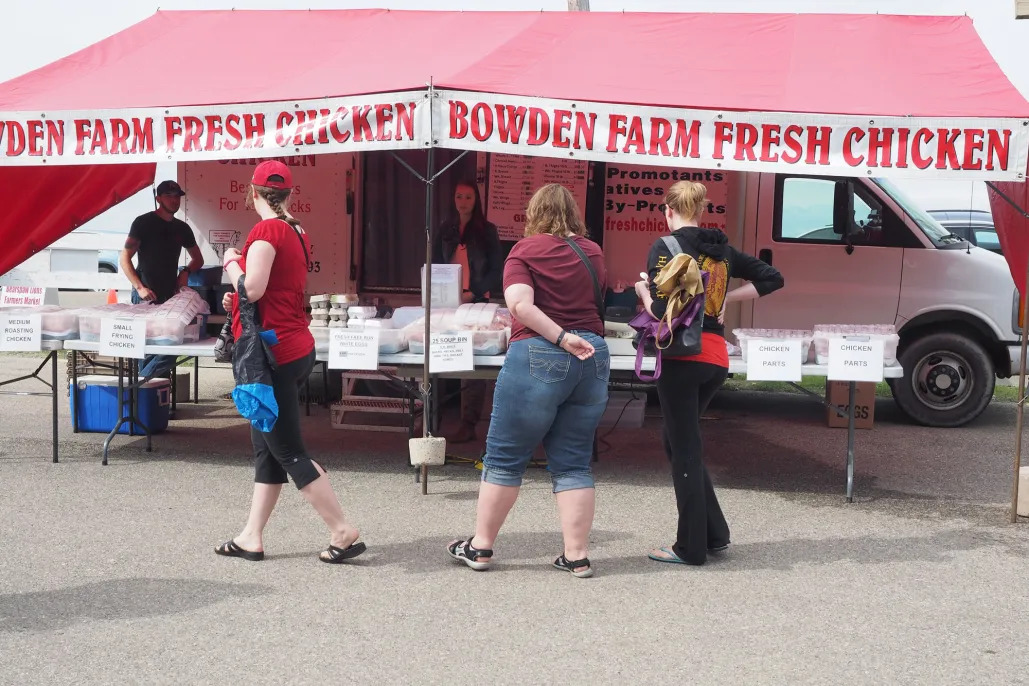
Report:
448,184,611,578
215,160,364,565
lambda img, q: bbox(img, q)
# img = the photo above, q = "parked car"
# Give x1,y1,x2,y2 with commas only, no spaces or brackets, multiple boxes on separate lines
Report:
927,209,1002,255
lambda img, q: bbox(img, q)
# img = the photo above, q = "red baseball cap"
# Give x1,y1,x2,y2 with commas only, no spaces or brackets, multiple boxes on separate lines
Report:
252,160,293,190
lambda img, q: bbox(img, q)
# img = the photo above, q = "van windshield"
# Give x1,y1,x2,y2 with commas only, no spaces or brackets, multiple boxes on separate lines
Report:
872,178,963,246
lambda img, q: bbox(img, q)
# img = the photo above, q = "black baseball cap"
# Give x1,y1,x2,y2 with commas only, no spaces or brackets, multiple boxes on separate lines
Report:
155,180,185,197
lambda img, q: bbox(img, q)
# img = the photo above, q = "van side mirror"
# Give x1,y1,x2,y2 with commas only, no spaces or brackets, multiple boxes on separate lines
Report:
833,180,854,237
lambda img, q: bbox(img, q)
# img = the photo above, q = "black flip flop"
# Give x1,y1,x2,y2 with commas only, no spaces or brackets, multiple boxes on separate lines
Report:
215,540,264,562
320,541,367,564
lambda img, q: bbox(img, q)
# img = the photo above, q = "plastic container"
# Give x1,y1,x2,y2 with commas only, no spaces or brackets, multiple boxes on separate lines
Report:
310,326,331,353
812,324,899,365
377,329,408,354
733,328,813,363
472,328,510,355
347,306,377,320
69,375,171,435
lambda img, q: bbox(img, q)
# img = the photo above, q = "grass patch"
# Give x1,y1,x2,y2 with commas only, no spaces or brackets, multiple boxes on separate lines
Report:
725,375,1022,403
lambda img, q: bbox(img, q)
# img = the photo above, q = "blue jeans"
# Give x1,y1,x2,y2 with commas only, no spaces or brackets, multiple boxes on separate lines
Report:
482,332,610,492
132,288,176,381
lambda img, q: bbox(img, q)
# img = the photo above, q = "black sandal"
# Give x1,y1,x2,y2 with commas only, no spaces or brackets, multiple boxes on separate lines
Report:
320,541,367,564
215,540,264,562
553,554,593,578
447,538,493,571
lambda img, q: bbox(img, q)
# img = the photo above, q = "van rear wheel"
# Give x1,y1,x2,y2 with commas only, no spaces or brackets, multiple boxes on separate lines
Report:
890,332,995,427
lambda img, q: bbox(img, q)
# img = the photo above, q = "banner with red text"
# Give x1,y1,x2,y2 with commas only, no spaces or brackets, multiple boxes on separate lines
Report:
436,90,1029,181
0,92,428,165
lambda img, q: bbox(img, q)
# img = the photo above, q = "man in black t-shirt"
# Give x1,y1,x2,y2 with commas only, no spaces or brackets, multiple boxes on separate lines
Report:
120,180,204,304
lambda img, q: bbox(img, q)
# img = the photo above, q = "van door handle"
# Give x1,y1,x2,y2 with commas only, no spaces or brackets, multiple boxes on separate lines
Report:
759,249,773,265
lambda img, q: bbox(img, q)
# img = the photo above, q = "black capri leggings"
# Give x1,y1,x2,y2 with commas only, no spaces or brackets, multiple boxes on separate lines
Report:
251,350,320,490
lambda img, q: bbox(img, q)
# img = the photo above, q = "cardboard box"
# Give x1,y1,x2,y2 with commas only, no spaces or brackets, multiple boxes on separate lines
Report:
825,380,875,429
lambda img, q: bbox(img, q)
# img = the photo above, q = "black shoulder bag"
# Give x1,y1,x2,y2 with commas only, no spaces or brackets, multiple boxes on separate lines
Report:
562,236,604,319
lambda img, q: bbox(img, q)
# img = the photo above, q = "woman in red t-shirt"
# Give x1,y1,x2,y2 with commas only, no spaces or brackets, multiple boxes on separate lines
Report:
214,160,364,565
636,181,783,566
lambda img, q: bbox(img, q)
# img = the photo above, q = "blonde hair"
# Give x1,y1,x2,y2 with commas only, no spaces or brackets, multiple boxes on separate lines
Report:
523,184,587,238
664,181,707,222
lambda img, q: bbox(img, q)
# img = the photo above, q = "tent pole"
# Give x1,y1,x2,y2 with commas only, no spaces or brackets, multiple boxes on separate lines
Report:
1012,260,1029,522
421,82,437,495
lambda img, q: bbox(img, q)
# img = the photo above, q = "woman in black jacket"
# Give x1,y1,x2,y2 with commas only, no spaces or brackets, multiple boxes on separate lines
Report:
635,180,783,566
433,180,503,443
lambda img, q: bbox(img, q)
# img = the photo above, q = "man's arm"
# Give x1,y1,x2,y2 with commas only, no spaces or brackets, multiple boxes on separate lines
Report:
120,236,154,302
176,245,205,288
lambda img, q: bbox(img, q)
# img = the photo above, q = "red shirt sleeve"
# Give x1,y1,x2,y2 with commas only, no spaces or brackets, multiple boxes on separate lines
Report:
503,243,533,289
246,219,287,253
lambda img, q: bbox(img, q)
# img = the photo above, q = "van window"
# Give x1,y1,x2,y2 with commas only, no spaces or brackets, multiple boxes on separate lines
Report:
774,175,916,248
974,230,1001,252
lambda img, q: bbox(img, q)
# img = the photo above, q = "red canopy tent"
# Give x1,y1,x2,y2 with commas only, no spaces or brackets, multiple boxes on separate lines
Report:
2,9,1029,275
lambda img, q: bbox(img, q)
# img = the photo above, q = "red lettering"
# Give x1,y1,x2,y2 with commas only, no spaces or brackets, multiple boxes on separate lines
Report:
553,109,573,148
375,104,394,142
712,121,733,160
470,103,493,142
275,112,294,147
494,105,527,144
224,115,243,151
572,112,596,150
351,106,374,142
780,125,804,164
328,108,350,144
843,127,865,166
759,124,780,163
45,120,65,156
912,128,933,169
3,121,26,156
243,114,265,148
450,101,469,140
88,119,109,155
672,120,701,158
527,108,550,146
622,116,646,155
606,114,628,153
180,116,203,153
199,115,221,151
867,128,893,168
896,128,910,168
164,117,183,152
649,118,672,156
935,128,961,170
806,126,832,165
109,118,131,155
986,129,1010,171
26,120,44,156
734,123,759,161
395,103,415,141
75,119,91,155
962,129,984,170
132,118,154,154
292,111,318,146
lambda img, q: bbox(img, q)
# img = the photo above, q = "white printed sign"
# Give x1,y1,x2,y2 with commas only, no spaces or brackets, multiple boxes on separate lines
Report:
0,314,41,351
0,286,48,307
429,332,474,373
328,329,380,371
99,318,146,359
745,339,803,382
827,337,885,382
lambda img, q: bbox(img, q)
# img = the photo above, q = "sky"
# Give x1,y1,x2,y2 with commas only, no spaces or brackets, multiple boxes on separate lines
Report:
2,0,1027,232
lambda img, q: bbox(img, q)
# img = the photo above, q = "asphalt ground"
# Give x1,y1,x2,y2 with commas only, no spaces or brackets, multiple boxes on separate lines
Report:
0,354,1026,685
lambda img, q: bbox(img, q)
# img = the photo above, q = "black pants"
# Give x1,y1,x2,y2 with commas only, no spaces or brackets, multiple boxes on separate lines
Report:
655,359,730,565
252,350,320,490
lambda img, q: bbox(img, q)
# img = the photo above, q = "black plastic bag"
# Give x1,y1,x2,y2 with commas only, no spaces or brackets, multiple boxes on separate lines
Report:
230,276,280,432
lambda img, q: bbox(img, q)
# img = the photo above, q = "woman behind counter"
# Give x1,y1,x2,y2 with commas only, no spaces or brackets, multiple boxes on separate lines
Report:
432,179,503,444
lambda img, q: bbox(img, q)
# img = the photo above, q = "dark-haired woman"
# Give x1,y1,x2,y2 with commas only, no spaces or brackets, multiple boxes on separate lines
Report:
432,180,503,443
215,160,364,565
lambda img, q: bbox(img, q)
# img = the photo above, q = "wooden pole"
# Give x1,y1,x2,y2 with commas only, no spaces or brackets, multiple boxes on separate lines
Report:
567,0,590,10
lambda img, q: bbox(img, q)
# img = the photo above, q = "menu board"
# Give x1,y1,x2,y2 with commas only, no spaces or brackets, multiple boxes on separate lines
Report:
486,155,589,241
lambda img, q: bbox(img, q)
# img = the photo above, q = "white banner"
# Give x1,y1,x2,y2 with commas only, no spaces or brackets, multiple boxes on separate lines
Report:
435,90,1029,181
0,91,428,165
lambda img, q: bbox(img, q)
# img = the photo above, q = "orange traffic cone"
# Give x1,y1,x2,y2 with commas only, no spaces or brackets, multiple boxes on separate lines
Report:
106,289,118,305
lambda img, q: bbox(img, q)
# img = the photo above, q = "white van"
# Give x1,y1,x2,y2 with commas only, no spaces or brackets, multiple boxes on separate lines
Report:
735,172,1018,427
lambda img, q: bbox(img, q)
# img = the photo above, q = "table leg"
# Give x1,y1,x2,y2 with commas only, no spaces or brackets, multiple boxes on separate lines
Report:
193,357,199,404
102,357,126,465
170,360,178,415
51,352,58,464
321,361,329,408
72,350,80,434
846,381,856,503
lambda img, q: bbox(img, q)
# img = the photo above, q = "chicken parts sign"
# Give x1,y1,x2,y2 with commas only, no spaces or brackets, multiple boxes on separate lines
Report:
1,88,1026,180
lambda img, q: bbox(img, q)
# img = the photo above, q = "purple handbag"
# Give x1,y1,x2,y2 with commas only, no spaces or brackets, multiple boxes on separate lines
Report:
630,271,708,382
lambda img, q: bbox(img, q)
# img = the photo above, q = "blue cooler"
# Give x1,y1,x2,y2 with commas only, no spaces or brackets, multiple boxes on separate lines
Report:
70,375,171,435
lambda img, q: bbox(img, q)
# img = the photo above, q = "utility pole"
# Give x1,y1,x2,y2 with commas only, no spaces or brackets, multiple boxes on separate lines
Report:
567,0,590,10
